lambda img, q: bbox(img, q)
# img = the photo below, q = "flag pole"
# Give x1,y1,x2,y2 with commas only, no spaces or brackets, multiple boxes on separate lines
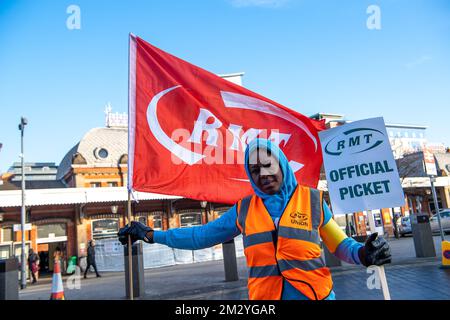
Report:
127,32,135,300
127,190,134,300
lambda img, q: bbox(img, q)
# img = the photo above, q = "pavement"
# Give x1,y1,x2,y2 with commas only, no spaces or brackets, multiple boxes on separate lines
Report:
19,235,450,300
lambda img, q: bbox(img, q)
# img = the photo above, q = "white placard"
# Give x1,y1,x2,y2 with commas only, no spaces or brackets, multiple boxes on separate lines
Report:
319,117,405,215
13,223,32,232
423,147,438,176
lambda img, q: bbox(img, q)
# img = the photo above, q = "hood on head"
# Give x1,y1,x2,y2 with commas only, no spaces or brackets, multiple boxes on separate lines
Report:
244,138,298,216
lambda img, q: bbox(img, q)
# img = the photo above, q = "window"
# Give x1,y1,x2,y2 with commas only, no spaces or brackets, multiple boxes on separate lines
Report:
152,215,162,230
13,242,31,263
37,224,66,239
179,213,202,227
429,199,442,215
373,212,383,228
94,147,109,160
98,148,109,159
0,244,11,259
92,219,119,240
1,227,13,242
90,182,101,188
137,216,147,225
107,182,118,187
440,211,450,218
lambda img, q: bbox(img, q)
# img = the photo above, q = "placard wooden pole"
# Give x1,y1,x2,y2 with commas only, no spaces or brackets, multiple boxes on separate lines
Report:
376,265,391,300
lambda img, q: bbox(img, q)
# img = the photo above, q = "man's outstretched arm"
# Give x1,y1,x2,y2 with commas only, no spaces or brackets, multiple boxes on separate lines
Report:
119,205,241,250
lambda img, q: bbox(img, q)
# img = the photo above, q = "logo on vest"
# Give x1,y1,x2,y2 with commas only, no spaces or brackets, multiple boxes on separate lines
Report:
290,212,309,227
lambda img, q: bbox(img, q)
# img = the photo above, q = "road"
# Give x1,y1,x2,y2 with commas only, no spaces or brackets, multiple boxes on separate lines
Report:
19,235,450,300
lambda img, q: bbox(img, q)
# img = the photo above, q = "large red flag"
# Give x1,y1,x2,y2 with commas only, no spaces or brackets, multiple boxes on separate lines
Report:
128,34,324,204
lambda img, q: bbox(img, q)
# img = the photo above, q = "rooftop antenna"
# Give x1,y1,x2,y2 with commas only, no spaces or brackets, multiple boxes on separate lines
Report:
104,102,112,127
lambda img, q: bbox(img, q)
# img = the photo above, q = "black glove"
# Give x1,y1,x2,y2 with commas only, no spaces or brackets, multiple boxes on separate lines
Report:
117,221,153,245
358,232,392,267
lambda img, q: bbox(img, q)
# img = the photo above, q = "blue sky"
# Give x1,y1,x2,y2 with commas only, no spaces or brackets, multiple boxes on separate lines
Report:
1,0,449,173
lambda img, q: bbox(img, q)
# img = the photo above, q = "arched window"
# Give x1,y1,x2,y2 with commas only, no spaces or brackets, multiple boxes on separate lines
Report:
0,244,11,259
137,216,147,226
1,226,13,242
179,212,202,228
37,224,67,239
0,227,13,259
92,219,119,240
152,214,163,230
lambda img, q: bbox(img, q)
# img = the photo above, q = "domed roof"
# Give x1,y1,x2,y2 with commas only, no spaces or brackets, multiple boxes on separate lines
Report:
57,127,127,180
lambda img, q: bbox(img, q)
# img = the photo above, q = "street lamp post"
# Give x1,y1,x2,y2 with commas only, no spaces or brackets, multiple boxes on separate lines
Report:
18,117,28,289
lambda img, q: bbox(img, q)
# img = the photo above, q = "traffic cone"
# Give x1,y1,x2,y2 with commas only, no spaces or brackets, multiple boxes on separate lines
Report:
50,259,65,300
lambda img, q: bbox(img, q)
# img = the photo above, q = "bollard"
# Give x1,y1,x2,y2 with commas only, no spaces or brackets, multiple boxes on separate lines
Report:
411,214,436,258
0,258,19,300
222,239,239,282
124,241,145,298
323,244,342,267
441,241,450,268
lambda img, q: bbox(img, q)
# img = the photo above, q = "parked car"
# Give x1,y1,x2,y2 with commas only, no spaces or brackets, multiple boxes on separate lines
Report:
399,216,412,237
430,210,450,234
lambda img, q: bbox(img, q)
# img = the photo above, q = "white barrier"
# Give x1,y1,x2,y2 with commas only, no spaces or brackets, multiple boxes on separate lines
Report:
234,235,245,257
143,243,175,268
94,239,124,272
212,244,224,261
94,235,245,272
193,247,214,263
174,249,194,264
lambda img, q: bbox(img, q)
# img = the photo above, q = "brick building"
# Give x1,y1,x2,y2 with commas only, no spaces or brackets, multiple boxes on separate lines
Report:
0,73,245,273
0,123,231,273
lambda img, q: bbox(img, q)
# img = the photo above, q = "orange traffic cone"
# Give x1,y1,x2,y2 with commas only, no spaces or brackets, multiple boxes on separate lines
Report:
50,259,65,300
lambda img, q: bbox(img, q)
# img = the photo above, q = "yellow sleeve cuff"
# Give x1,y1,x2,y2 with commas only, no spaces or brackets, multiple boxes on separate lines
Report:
319,219,348,254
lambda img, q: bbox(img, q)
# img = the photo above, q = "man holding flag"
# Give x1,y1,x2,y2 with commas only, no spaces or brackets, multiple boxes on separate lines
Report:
119,35,391,300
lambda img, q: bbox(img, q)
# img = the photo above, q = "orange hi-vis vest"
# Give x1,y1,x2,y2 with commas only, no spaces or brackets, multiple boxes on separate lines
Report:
236,185,333,300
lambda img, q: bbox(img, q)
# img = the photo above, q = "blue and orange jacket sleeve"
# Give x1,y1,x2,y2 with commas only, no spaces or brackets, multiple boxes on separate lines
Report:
153,205,240,250
319,203,363,265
